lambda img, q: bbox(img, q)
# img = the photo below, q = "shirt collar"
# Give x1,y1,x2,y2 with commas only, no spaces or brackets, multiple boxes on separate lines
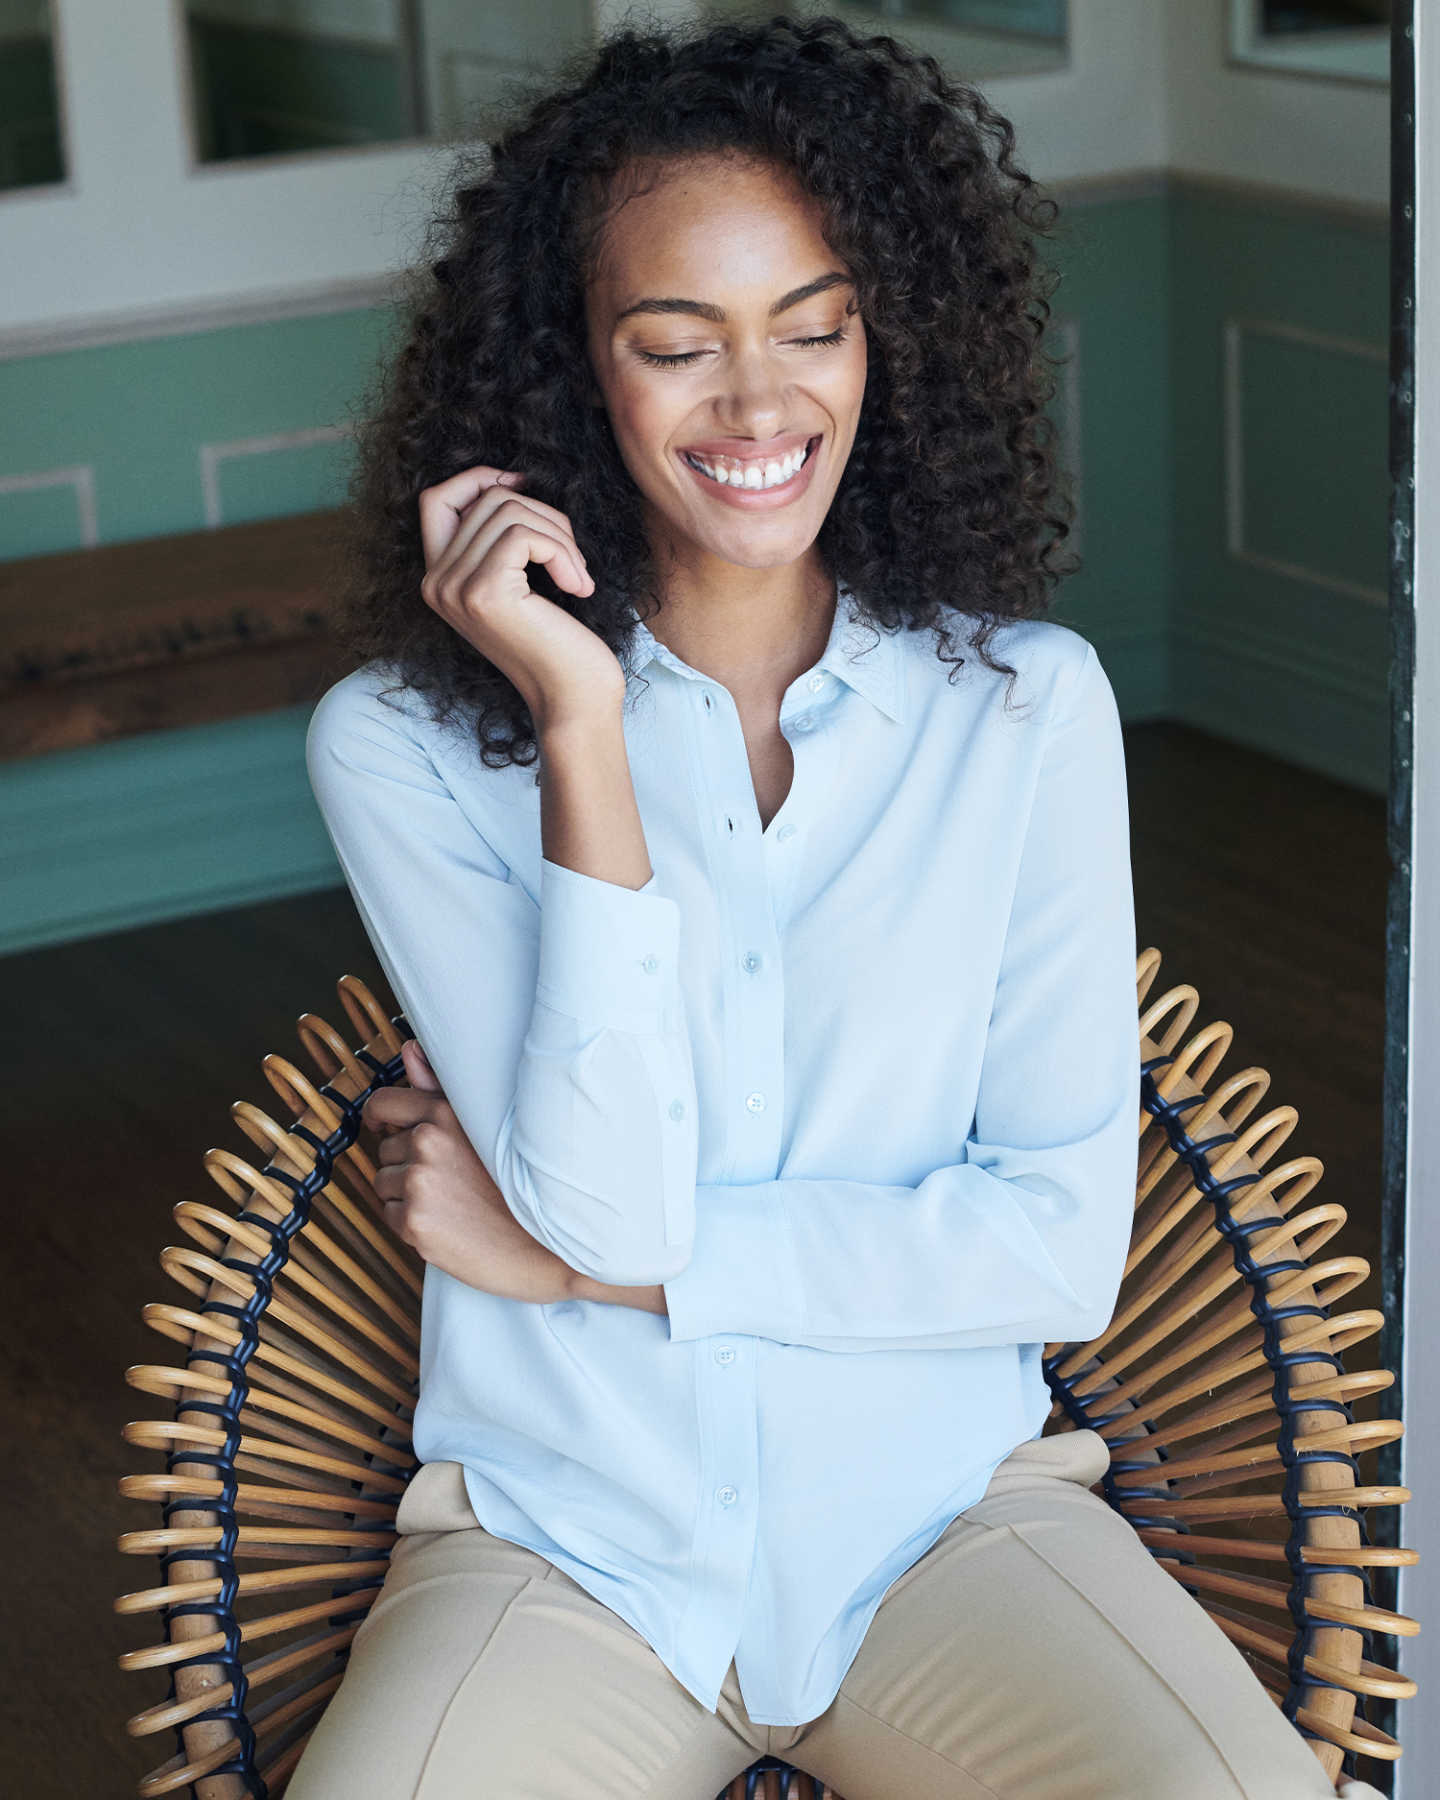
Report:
620,579,907,724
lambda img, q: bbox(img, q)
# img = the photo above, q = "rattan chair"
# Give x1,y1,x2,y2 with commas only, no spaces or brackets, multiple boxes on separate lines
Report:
116,947,1418,1798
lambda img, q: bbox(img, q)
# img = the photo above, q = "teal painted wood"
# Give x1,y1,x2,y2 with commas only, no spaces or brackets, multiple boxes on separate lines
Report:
0,705,340,956
0,180,1388,951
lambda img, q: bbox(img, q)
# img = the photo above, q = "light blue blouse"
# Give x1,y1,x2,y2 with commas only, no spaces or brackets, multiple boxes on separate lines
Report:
304,581,1140,1727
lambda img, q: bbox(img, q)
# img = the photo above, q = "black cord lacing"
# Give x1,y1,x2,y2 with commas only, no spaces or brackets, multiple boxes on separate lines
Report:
1044,1049,1377,1786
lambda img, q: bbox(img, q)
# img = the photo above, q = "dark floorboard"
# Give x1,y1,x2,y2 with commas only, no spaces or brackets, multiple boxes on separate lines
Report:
0,719,1391,1798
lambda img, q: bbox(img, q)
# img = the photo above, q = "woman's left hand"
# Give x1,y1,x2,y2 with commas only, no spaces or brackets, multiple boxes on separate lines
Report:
363,1040,577,1305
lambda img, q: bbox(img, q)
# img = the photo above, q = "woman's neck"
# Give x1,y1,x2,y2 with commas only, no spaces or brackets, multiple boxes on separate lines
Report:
642,549,837,711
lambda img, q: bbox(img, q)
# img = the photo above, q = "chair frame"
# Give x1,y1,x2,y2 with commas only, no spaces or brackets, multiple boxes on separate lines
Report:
115,951,1417,1798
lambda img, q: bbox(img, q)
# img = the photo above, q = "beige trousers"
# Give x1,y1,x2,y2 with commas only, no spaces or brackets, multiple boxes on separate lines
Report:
287,1427,1382,1800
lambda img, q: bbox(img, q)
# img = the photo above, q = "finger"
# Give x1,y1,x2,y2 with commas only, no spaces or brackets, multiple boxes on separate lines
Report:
426,492,593,601
418,467,525,569
423,469,599,594
381,1196,413,1244
402,1038,444,1096
374,1164,408,1202
362,1087,441,1131
376,1131,413,1165
427,466,583,550
428,513,593,606
447,477,583,549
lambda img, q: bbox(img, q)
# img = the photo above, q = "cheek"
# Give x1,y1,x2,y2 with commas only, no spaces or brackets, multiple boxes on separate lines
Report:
601,373,648,437
839,337,868,411
832,364,868,448
608,382,686,477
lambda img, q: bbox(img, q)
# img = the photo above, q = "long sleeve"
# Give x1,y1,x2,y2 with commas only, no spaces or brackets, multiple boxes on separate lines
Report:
662,640,1139,1352
305,673,700,1286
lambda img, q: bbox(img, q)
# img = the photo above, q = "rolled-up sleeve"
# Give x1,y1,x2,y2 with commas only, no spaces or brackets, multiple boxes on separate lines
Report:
663,640,1139,1351
306,675,699,1286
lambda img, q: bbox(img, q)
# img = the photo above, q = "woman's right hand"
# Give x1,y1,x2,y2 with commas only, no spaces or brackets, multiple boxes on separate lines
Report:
417,465,626,728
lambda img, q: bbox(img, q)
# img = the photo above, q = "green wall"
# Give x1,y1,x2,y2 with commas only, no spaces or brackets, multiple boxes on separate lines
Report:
0,306,395,555
1167,179,1390,792
1044,184,1173,714
0,176,1388,956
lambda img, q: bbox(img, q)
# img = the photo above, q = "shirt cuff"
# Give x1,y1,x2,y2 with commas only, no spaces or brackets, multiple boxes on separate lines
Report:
536,854,682,1032
663,1182,802,1343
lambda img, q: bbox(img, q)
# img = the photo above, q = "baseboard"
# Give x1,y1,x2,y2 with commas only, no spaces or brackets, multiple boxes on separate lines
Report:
0,703,343,957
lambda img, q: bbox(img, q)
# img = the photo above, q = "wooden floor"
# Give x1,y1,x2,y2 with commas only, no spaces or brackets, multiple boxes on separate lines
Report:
0,719,1392,1799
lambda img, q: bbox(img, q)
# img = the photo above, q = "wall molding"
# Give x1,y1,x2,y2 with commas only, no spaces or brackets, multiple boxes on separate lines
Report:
199,422,355,527
0,462,98,546
1050,167,1167,207
0,271,406,363
1222,315,1389,607
1166,165,1389,226
1174,610,1384,707
1170,619,1385,796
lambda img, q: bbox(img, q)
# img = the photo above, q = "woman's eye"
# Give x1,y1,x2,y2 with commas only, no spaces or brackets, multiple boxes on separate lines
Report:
634,325,849,369
636,347,711,367
790,327,849,351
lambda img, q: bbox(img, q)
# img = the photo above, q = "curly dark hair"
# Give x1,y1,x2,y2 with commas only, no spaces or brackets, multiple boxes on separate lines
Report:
335,9,1079,770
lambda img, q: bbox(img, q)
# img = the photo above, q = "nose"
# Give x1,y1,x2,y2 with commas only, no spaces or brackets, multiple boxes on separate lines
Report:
713,338,789,440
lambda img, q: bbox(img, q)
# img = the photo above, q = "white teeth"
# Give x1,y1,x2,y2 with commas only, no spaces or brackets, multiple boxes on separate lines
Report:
686,441,813,490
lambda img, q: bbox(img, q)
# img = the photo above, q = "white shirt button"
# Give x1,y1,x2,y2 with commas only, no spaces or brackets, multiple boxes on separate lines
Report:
776,823,797,842
807,673,826,691
641,954,659,974
714,1345,736,1364
793,715,814,732
745,1091,766,1113
668,1098,686,1121
741,951,762,973
717,1484,738,1506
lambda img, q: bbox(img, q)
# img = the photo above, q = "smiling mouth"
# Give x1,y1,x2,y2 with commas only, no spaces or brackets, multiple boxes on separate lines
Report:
681,436,820,492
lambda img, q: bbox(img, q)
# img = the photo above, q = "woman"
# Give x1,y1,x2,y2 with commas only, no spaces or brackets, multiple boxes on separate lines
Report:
293,14,1376,1799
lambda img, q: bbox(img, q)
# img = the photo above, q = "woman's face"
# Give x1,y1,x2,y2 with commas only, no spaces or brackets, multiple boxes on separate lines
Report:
584,153,868,575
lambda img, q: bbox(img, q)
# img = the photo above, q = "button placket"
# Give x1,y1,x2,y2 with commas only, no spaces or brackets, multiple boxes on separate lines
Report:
694,674,783,1186
689,1335,758,1673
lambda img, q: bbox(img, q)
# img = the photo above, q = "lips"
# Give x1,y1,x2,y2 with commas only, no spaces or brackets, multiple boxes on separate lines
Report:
680,435,820,491
676,433,825,509
678,431,818,463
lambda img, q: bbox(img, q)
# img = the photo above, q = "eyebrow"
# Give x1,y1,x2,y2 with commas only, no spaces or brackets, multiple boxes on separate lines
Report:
614,271,854,327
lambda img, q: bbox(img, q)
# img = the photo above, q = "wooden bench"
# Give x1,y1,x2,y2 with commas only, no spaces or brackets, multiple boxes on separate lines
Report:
0,507,353,761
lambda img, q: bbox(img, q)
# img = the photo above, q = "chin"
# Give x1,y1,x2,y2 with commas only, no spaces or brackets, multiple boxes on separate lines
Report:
703,529,819,570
